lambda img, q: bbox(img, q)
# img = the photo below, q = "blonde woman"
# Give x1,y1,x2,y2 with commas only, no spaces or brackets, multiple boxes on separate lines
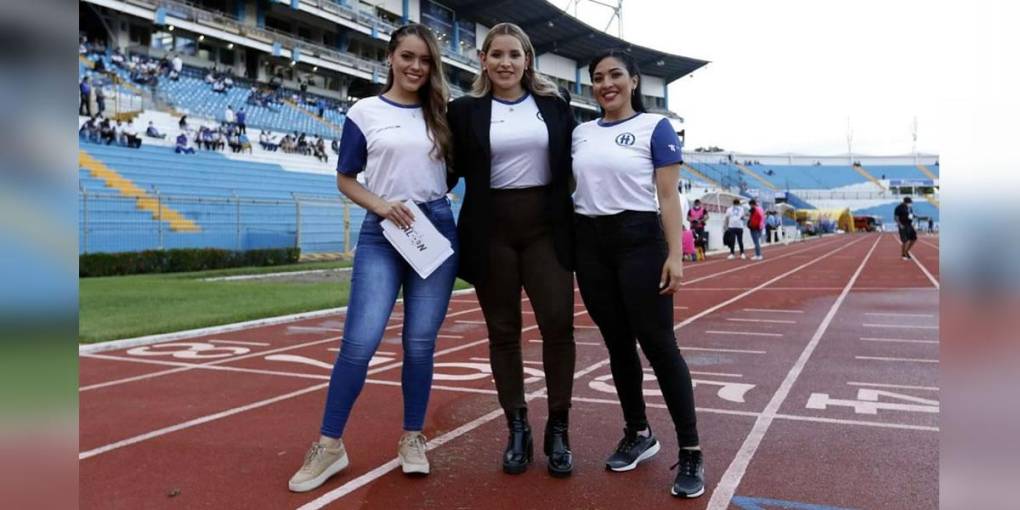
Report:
288,24,457,492
447,22,577,477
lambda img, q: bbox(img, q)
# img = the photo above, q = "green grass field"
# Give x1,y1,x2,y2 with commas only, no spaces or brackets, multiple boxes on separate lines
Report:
79,261,471,344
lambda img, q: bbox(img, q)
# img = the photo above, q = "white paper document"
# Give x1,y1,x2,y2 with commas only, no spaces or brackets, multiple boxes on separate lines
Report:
380,200,455,279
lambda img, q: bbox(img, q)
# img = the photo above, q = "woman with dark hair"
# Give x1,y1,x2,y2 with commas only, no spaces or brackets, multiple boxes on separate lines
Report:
447,22,577,477
570,49,705,498
288,23,457,492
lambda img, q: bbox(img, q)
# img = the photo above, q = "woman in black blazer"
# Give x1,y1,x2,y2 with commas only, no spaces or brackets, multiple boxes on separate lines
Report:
447,22,576,477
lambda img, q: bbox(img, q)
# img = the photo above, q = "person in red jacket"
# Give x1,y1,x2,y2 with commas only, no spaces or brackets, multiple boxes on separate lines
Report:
747,199,765,260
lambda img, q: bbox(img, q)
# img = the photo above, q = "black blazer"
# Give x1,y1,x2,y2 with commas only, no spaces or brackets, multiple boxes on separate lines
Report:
448,91,577,285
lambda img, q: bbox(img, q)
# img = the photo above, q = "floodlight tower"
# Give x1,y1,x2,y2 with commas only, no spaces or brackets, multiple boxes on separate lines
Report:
565,0,624,37
912,116,918,164
846,117,854,165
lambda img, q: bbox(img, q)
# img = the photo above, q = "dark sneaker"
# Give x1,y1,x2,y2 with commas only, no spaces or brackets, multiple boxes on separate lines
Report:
670,449,705,498
605,427,660,472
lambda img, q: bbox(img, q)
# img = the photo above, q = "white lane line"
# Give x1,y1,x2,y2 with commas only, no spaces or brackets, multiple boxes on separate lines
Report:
743,308,804,314
79,336,342,392
364,379,499,395
203,267,352,282
865,312,935,318
860,337,938,345
528,340,602,346
81,353,333,381
847,382,939,391
682,347,766,354
681,237,842,286
675,306,690,310
863,323,938,330
574,325,600,329
725,318,797,324
468,357,543,366
327,349,396,356
911,252,941,289
80,383,330,460
690,371,743,378
297,357,614,510
705,330,784,338
436,334,463,339
208,340,271,346
673,236,868,334
771,413,938,432
707,233,881,509
855,355,939,364
455,320,488,325
287,326,343,333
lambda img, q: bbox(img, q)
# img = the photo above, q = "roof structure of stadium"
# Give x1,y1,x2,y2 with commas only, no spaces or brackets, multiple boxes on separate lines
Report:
440,0,709,81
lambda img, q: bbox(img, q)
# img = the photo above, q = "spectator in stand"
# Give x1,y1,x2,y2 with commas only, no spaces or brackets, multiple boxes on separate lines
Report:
175,132,195,154
313,136,328,162
238,132,252,153
212,78,226,93
724,198,747,260
171,53,183,81
894,197,917,260
79,77,92,116
317,98,326,118
224,105,235,129
179,114,189,131
122,120,142,148
228,131,242,153
236,108,247,134
212,127,226,151
297,132,309,154
79,117,96,142
198,126,212,150
747,199,765,260
145,121,166,139
687,198,709,255
765,210,781,244
110,48,125,68
95,86,106,116
259,130,277,151
331,138,340,155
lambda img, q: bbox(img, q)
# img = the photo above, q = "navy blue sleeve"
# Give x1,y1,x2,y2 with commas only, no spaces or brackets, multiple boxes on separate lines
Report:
336,118,367,176
650,118,684,168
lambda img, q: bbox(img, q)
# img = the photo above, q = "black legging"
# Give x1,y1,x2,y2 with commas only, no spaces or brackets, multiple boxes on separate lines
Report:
474,186,576,416
574,211,699,447
727,227,745,255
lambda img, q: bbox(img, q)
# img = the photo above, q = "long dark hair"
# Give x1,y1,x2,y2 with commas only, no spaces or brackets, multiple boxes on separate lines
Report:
587,49,646,114
382,24,453,165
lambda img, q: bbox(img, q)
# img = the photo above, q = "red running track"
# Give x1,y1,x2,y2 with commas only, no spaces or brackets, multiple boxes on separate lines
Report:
79,233,939,509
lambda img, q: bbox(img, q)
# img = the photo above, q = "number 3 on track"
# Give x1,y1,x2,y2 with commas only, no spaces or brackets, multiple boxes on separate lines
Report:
126,342,251,359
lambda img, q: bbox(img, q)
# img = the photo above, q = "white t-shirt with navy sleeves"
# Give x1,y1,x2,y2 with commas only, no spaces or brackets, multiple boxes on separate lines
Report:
489,93,551,189
571,113,683,216
336,95,447,203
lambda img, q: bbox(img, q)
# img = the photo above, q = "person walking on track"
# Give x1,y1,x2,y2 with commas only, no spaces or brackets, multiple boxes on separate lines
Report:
570,49,705,498
447,22,578,477
895,196,917,260
289,24,457,492
725,198,747,259
747,198,765,260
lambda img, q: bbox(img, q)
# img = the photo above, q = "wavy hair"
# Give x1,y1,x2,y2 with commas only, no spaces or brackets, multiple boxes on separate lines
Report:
383,24,453,165
470,22,563,100
588,49,646,114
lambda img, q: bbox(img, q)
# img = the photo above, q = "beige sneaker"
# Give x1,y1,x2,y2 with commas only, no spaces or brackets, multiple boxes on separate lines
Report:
288,441,349,492
398,432,430,475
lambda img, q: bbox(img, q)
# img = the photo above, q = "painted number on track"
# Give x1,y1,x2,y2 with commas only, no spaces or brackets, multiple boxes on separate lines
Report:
806,389,939,415
126,342,251,359
589,373,756,404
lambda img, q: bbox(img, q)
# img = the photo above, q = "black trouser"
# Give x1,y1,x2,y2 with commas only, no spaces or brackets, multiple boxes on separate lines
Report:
475,186,575,417
79,92,90,115
574,211,699,447
727,227,745,255
765,225,774,244
693,226,707,251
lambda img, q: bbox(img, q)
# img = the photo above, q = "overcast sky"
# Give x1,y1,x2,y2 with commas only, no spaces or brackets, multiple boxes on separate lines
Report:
564,0,949,155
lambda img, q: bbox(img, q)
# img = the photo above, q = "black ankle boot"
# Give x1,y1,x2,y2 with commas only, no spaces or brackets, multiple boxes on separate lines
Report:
503,408,533,474
544,411,573,477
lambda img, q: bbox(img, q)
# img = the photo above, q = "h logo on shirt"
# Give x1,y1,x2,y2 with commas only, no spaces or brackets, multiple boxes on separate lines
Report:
615,132,636,146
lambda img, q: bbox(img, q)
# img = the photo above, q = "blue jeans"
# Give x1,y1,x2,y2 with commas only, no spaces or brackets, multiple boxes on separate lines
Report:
320,197,458,438
750,228,762,257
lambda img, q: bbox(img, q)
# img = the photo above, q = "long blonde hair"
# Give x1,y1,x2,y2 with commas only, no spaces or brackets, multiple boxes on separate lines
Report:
470,22,563,100
383,24,453,165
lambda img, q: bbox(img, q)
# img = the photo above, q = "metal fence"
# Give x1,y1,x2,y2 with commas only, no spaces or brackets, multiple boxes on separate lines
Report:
79,190,463,255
